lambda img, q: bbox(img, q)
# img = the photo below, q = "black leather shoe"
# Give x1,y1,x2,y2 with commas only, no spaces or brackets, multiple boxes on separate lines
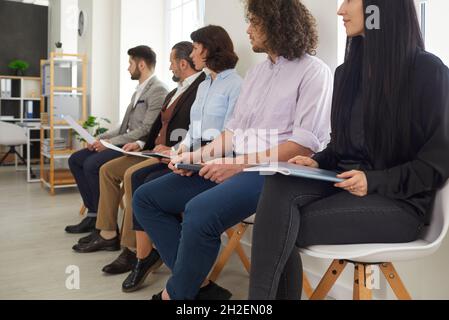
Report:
122,249,163,293
72,233,120,253
78,230,99,244
102,248,137,275
151,291,163,300
196,281,232,300
65,217,97,234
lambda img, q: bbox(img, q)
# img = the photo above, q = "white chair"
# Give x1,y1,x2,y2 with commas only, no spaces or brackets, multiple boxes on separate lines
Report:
0,121,28,166
300,182,449,300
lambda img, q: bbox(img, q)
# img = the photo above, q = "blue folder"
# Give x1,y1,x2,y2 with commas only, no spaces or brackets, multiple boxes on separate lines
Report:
244,162,344,183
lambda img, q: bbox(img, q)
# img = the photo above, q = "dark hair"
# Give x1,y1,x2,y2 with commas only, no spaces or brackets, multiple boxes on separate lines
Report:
245,0,318,60
190,25,239,73
333,0,424,167
127,45,157,69
172,41,196,70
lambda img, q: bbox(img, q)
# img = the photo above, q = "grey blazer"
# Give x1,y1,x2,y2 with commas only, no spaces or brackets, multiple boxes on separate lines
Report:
100,76,168,146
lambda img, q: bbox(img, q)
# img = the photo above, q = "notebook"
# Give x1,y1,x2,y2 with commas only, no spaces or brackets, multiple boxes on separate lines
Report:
244,162,344,183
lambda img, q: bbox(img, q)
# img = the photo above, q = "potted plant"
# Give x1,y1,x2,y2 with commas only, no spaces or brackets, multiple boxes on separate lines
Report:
55,42,63,54
8,60,29,76
74,116,111,143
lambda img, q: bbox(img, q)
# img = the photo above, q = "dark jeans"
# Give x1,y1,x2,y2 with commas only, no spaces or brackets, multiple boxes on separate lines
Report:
68,148,122,217
133,172,265,300
248,175,424,300
130,163,171,231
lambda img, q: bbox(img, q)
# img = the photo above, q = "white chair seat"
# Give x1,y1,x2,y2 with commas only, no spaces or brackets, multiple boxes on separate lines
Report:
0,121,27,146
300,239,435,264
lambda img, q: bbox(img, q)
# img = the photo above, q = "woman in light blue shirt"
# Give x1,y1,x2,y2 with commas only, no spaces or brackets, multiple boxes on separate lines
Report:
180,25,242,152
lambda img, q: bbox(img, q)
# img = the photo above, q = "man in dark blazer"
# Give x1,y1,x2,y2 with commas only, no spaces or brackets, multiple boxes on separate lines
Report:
72,42,206,278
65,46,168,234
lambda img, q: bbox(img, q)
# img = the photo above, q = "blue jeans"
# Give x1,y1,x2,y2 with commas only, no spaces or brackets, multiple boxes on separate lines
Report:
133,172,265,300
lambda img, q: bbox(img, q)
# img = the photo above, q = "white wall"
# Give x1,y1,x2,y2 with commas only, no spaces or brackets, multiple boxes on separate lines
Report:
426,0,449,65
77,0,121,127
118,0,166,120
48,0,78,55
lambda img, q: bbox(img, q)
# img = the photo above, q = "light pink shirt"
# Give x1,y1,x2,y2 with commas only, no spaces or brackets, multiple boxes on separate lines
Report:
226,55,333,155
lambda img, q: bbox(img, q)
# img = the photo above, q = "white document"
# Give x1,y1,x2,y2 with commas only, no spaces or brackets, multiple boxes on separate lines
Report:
5,79,12,98
100,140,153,158
62,115,96,144
0,79,5,98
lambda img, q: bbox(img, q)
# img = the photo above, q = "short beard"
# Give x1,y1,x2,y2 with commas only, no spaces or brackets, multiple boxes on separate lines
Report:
131,70,141,81
172,75,181,82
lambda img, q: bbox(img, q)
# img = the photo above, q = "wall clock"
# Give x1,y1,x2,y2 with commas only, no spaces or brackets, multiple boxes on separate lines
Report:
78,10,85,37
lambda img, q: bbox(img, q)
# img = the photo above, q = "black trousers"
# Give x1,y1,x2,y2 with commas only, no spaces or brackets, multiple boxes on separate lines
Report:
68,148,123,216
130,163,171,231
248,175,424,300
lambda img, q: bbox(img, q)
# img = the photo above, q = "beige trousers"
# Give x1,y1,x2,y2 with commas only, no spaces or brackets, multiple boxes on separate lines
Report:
96,156,161,248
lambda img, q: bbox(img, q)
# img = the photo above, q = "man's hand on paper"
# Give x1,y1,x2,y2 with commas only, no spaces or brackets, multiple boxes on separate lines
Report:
92,140,108,153
123,143,142,152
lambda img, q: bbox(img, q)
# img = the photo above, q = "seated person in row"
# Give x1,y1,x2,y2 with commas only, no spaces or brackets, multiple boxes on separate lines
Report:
249,0,449,300
65,46,168,234
133,0,333,300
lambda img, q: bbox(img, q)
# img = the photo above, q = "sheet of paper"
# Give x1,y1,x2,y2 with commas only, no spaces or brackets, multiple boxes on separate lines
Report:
100,140,153,159
63,115,96,144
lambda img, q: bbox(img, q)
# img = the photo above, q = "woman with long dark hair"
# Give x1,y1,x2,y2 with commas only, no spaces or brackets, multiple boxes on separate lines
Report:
249,0,449,300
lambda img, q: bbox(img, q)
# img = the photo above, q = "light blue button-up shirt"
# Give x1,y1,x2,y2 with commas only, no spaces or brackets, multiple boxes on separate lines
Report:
181,69,242,149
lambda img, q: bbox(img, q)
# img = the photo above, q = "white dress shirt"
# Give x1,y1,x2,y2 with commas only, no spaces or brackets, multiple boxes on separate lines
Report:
133,74,155,108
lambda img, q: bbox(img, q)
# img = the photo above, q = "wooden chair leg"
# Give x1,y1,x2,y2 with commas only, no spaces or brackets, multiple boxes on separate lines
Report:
354,264,372,300
209,223,249,282
225,228,251,273
79,204,87,216
380,263,412,300
310,260,347,300
303,274,313,299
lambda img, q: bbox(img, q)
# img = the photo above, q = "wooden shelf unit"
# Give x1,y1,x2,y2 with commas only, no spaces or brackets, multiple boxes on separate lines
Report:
40,52,88,195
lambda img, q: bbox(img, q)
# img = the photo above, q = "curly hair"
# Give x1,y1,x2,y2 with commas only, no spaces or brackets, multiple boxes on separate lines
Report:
245,0,318,60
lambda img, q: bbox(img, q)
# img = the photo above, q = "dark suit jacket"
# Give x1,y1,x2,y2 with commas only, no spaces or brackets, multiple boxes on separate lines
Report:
143,72,206,150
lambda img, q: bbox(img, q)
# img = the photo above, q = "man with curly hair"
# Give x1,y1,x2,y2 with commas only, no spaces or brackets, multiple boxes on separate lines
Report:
133,0,334,300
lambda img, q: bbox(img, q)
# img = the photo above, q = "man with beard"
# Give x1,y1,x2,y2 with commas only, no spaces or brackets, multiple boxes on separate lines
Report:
65,46,168,234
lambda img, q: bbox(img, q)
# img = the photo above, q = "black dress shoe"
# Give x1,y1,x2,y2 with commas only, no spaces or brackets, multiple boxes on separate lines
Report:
102,248,137,275
78,230,99,244
196,281,232,300
65,217,97,234
151,291,163,300
72,233,120,253
122,249,163,293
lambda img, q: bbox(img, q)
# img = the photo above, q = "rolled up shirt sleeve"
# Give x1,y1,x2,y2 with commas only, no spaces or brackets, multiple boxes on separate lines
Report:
288,62,333,153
